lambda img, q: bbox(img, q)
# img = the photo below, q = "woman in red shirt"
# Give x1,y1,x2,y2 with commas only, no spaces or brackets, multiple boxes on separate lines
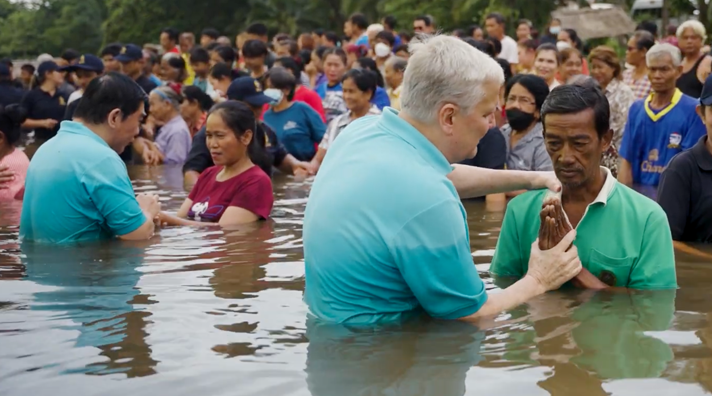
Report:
157,101,274,226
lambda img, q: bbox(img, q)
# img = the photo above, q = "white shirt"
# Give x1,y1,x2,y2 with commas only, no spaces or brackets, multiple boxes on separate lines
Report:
500,35,519,64
67,90,83,105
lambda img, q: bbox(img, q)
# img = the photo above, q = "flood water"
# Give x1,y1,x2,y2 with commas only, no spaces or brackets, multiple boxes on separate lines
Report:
2,165,712,396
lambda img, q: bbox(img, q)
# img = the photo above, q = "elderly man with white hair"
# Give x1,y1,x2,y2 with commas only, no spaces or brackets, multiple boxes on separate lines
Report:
303,35,582,325
676,20,712,98
619,43,706,187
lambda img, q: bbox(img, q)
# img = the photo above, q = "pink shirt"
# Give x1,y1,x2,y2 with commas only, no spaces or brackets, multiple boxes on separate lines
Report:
0,148,29,200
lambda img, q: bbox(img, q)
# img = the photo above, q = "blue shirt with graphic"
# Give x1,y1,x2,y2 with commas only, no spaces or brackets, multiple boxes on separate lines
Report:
619,91,705,186
263,101,327,161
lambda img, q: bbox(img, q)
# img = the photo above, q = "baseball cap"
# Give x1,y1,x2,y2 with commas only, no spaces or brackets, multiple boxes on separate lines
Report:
115,44,143,63
226,77,274,106
701,74,712,106
37,61,59,76
59,54,104,73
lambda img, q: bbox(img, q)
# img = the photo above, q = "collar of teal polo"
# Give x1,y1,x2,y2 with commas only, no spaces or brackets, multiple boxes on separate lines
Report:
378,108,453,175
57,120,111,149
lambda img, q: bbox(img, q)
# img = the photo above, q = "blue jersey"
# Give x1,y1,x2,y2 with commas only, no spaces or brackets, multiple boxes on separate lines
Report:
619,89,705,186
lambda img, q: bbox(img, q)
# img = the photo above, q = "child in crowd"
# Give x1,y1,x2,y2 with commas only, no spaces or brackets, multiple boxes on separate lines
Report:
190,47,216,98
0,104,29,201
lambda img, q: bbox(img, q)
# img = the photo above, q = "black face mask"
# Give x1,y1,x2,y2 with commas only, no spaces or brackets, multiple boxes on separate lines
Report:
506,108,536,131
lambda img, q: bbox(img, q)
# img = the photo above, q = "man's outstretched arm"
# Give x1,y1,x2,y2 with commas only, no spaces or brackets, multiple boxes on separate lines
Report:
448,165,561,199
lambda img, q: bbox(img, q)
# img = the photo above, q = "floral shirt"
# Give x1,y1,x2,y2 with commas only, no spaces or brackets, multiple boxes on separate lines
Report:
319,106,382,150
604,79,636,149
622,68,652,101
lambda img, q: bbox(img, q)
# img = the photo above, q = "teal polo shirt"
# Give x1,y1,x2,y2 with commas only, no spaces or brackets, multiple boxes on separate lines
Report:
20,121,146,244
303,108,488,324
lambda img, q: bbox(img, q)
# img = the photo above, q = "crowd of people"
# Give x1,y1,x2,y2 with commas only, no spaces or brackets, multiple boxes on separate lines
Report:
0,12,711,321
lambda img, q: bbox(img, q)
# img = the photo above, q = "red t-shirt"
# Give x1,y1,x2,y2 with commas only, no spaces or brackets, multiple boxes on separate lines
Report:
261,86,326,123
187,165,274,222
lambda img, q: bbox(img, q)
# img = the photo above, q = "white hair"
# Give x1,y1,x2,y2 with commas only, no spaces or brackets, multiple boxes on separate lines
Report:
37,54,54,63
400,35,504,124
646,43,682,67
367,24,384,34
162,52,181,61
677,20,707,41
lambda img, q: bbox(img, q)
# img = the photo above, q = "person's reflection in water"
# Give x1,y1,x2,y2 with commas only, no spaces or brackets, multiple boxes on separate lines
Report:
22,241,157,377
305,317,485,396
508,288,676,395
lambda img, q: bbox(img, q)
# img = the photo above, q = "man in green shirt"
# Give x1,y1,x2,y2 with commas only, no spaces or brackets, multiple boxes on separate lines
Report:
491,83,677,290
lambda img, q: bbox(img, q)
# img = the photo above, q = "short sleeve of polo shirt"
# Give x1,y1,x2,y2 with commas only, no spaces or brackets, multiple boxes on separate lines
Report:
630,209,677,290
683,111,706,150
389,199,488,319
81,157,146,236
490,202,525,278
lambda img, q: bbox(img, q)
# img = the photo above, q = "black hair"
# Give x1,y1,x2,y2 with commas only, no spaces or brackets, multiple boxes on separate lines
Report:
74,72,147,125
315,46,329,61
201,28,220,40
242,40,269,58
486,37,502,56
342,69,378,100
541,84,610,138
393,44,409,54
161,27,179,43
209,62,234,80
519,39,538,51
275,56,301,81
61,49,80,63
205,42,221,52
182,85,214,112
189,47,210,64
323,32,340,46
375,31,396,46
563,28,583,51
298,49,311,70
399,31,412,42
313,28,324,37
100,43,122,57
323,47,347,65
355,57,385,88
268,67,297,101
389,57,408,73
0,104,28,147
467,24,482,37
536,43,562,64
280,40,300,57
485,12,506,25
505,74,550,112
164,55,187,82
465,38,496,58
636,20,658,38
349,13,369,30
453,29,467,38
632,30,656,52
212,45,236,65
383,15,397,30
246,23,268,37
0,58,12,68
209,101,268,169
414,15,433,26
21,64,35,74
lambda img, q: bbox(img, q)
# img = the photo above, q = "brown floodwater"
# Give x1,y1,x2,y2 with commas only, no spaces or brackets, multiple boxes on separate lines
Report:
1,165,712,396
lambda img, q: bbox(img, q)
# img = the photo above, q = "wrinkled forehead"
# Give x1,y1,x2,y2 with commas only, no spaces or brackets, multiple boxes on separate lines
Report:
543,109,597,137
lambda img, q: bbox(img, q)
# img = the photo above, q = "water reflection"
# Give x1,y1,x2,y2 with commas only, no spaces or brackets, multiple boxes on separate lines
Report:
1,165,712,396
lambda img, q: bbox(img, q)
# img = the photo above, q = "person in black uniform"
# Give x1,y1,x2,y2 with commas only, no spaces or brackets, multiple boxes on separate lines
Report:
20,61,68,158
182,77,312,190
62,54,105,121
0,64,24,107
116,44,158,94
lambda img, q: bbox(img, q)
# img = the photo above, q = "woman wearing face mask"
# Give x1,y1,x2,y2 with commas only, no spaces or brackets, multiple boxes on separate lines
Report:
157,101,274,227
315,48,349,123
534,44,562,91
374,31,395,78
310,69,382,172
263,67,326,161
353,57,391,110
501,74,552,176
589,46,635,177
20,61,68,155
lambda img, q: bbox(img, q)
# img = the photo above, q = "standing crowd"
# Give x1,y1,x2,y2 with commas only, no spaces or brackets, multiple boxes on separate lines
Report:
0,13,710,251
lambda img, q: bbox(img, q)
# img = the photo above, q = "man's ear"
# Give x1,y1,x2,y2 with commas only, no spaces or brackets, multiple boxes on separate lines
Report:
601,128,613,151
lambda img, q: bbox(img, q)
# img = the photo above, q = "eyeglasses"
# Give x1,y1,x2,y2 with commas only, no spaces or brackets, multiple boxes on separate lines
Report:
506,95,535,106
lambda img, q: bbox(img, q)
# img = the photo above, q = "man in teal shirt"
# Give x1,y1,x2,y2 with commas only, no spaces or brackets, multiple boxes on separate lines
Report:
303,35,583,325
21,73,161,244
491,83,677,290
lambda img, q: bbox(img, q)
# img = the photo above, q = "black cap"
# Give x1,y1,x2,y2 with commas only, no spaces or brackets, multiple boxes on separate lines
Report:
226,77,274,106
0,64,10,77
59,54,104,73
37,61,59,77
701,74,712,106
115,44,143,63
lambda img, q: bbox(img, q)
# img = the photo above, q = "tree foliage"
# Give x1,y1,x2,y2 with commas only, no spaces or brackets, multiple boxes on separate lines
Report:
0,0,707,58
